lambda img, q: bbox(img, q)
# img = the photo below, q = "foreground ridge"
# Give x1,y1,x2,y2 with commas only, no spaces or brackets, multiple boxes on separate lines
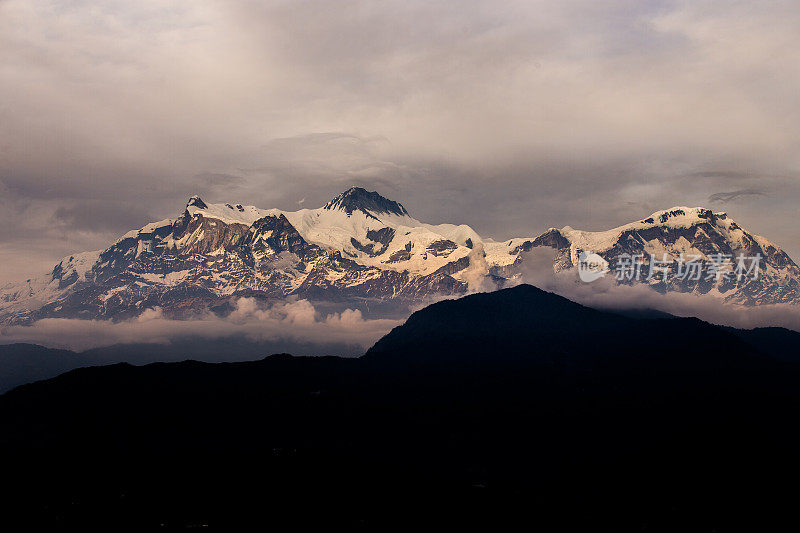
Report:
3,284,800,529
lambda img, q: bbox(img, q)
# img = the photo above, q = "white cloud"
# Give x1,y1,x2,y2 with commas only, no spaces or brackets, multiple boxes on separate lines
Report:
517,247,800,332
0,298,400,352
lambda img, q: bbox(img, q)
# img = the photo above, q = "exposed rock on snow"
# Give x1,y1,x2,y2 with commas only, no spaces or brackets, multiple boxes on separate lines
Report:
1,192,797,324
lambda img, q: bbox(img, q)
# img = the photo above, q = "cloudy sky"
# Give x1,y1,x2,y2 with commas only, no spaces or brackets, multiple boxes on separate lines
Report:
2,0,799,284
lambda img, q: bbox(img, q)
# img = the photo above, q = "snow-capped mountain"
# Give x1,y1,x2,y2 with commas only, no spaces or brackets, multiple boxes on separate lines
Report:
1,189,798,324
488,206,800,305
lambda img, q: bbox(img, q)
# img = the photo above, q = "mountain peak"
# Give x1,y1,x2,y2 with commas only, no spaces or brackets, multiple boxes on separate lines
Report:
640,206,727,225
187,195,208,209
324,187,409,217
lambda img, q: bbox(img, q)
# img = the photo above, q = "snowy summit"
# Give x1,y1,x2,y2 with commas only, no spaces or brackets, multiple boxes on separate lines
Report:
1,189,798,324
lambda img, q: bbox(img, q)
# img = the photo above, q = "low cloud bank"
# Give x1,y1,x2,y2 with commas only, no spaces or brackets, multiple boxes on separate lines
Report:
4,258,800,356
0,298,400,354
517,248,800,332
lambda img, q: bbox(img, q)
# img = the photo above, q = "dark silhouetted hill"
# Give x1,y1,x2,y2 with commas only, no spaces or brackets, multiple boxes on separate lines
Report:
2,285,800,531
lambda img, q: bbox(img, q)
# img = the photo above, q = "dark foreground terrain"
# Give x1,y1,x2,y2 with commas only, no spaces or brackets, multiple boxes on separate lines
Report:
2,285,800,531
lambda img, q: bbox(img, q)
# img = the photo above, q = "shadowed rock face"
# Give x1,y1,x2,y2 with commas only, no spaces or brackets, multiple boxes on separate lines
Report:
245,214,323,263
366,227,396,245
350,227,397,258
324,186,409,217
427,239,458,257
387,248,412,263
172,212,251,255
530,228,571,250
186,195,207,209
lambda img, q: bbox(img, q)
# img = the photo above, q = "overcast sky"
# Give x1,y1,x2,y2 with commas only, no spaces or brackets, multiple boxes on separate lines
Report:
1,0,799,284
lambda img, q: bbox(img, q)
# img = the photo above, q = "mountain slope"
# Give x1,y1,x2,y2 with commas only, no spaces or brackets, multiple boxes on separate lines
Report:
494,206,800,305
0,343,103,393
0,187,479,324
1,190,797,324
365,284,764,367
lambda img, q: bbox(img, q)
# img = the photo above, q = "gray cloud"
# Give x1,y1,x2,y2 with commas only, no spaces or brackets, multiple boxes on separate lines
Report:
708,189,767,204
194,172,248,190
689,171,755,180
1,0,800,283
53,201,155,233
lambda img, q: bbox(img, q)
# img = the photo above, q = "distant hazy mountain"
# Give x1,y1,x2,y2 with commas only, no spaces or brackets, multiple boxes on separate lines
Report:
0,335,367,394
2,188,797,324
0,344,98,394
